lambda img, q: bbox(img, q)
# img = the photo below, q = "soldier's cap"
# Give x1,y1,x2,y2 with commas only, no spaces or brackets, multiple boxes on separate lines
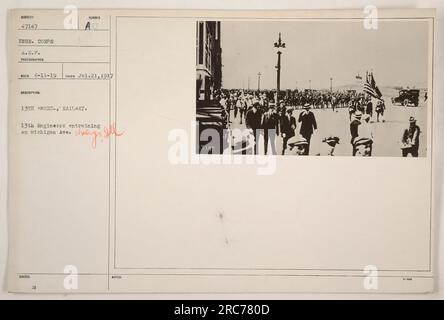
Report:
409,116,416,123
323,136,340,146
353,136,373,147
287,136,308,147
355,111,363,118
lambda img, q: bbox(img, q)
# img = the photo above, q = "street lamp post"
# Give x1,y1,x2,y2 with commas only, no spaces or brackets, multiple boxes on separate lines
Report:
257,72,261,91
330,77,333,92
274,32,285,104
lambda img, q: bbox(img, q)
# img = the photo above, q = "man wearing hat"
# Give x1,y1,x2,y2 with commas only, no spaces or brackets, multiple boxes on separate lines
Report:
375,99,386,123
348,99,356,121
298,103,317,155
284,136,308,156
350,110,362,156
261,105,280,155
401,116,421,157
365,98,373,119
280,107,297,155
245,102,263,154
353,137,373,157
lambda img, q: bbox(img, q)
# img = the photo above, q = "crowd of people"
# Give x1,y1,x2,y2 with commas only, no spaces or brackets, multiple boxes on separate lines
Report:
214,89,421,157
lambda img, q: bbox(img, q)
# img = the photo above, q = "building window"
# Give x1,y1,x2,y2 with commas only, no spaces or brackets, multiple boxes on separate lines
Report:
198,22,203,65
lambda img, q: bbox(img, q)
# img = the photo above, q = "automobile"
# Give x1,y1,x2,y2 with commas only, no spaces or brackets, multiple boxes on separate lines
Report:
391,89,420,107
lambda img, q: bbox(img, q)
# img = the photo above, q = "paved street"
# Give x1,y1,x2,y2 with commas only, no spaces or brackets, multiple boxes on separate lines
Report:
226,100,427,157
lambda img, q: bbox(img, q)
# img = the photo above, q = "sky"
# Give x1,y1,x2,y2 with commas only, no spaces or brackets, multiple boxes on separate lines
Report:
220,20,430,90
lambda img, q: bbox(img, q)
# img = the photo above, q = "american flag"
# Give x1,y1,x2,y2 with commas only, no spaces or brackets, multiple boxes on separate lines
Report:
364,72,382,99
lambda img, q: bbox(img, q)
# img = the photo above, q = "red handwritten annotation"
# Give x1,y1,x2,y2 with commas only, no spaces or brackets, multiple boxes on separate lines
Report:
75,123,124,149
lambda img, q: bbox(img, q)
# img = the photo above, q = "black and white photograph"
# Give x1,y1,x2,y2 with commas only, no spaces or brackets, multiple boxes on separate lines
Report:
196,20,431,157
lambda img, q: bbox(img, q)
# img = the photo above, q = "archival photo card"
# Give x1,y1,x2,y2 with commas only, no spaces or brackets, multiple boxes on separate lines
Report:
7,8,435,293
